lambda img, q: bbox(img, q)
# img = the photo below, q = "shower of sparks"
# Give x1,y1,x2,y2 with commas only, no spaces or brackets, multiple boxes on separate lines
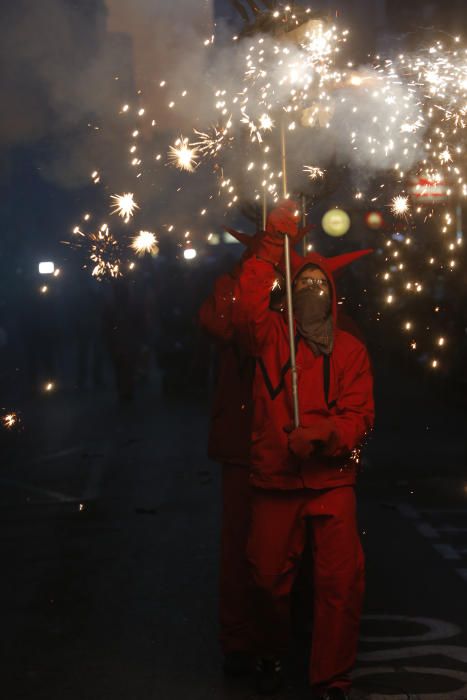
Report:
131,231,159,256
391,195,410,217
168,137,199,172
192,123,234,157
110,193,139,223
304,165,325,180
89,225,122,279
259,114,274,131
2,412,19,430
66,10,467,373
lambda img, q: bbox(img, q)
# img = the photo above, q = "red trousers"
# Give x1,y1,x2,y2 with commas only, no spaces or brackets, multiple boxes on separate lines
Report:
219,464,252,654
247,486,365,692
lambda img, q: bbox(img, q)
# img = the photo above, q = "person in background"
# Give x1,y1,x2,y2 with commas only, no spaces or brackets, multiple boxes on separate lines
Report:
199,228,288,677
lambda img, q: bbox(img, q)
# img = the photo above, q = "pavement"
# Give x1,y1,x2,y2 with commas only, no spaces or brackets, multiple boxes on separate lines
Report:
1,373,467,700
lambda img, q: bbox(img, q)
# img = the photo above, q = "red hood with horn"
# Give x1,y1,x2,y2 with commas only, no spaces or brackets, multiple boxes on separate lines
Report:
285,248,373,323
224,225,313,277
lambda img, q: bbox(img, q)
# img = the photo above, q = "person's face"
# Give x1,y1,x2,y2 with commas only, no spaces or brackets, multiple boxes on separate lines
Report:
294,268,330,295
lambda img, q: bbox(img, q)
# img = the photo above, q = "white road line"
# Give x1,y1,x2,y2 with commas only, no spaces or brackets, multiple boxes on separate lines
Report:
31,446,82,465
0,478,75,503
353,666,467,700
397,503,420,519
456,569,467,583
421,508,467,515
360,615,461,643
433,544,462,560
358,644,467,664
416,522,440,538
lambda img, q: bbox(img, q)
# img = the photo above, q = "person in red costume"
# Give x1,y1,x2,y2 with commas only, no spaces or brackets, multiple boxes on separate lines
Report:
233,201,375,700
199,230,287,677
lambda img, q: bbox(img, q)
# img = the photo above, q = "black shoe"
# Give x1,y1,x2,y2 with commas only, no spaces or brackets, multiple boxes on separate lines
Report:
314,688,349,700
223,651,252,677
255,657,283,695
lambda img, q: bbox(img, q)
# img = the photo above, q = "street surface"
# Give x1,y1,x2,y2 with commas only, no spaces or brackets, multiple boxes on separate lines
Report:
1,373,467,700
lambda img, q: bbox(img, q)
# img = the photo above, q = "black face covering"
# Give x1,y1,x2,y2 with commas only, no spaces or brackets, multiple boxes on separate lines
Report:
293,285,334,356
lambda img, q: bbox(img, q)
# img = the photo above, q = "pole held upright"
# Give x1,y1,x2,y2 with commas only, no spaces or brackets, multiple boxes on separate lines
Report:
280,119,300,428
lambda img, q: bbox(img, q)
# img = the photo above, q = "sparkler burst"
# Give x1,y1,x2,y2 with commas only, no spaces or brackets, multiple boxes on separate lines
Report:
192,123,234,157
65,8,467,374
391,195,410,217
89,225,122,279
304,165,325,180
110,193,139,223
259,113,274,131
131,230,159,256
1,412,19,430
168,137,199,172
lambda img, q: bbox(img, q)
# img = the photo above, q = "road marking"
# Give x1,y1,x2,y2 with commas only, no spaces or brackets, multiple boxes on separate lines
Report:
433,544,462,560
31,446,82,465
398,503,419,519
456,569,467,583
397,503,467,584
360,615,461,643
421,508,467,515
358,644,467,664
416,522,440,538
0,478,75,503
353,666,467,700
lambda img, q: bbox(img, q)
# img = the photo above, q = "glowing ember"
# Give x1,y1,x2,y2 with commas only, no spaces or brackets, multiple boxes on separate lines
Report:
2,412,18,430
131,231,159,256
304,165,325,180
89,225,122,279
110,193,139,223
168,137,199,172
259,114,274,131
391,195,410,216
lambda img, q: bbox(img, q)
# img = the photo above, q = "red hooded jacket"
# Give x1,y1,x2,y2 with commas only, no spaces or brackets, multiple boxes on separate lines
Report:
233,234,375,490
199,271,254,467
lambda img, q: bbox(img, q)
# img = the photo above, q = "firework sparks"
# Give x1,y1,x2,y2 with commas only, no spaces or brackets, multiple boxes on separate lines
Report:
2,412,19,430
304,165,325,180
259,113,274,131
110,193,139,223
131,231,159,256
192,123,234,158
90,225,122,279
391,195,410,217
168,137,199,172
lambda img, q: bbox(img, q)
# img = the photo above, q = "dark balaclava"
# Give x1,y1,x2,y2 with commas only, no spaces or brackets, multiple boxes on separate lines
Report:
292,265,334,356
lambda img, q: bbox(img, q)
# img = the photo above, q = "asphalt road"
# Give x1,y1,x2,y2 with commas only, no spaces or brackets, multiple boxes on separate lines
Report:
1,381,467,700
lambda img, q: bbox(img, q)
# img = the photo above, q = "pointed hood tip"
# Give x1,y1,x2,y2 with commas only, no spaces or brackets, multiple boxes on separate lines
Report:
223,227,254,247
327,248,374,273
291,248,374,279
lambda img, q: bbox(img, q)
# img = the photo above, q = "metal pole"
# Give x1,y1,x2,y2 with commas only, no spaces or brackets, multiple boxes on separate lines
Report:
300,192,307,256
456,202,463,243
281,120,300,428
262,189,267,230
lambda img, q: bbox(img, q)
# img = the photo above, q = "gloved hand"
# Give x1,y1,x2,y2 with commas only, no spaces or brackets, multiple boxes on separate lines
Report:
267,200,301,238
255,200,300,265
285,420,335,460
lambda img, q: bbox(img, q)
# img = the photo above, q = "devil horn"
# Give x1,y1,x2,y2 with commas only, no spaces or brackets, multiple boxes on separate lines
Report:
326,249,374,273
223,227,254,247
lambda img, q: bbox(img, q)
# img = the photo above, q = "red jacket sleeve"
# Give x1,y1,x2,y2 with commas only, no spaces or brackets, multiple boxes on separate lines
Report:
233,255,281,353
199,273,237,343
324,340,375,458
